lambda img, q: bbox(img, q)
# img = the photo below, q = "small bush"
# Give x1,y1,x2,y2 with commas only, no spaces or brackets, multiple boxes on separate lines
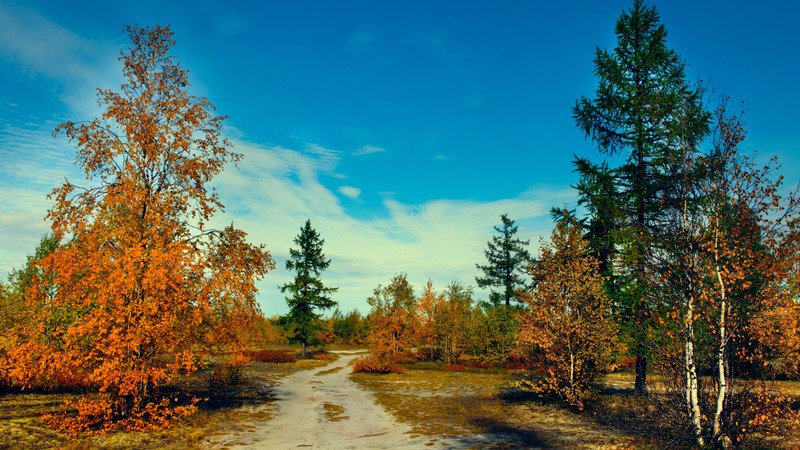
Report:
312,352,333,361
208,362,244,387
352,357,405,374
245,349,297,363
390,351,418,365
457,354,493,369
444,364,466,372
504,352,530,370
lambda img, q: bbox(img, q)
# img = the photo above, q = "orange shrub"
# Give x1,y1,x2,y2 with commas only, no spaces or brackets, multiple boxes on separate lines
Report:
312,352,333,361
208,362,245,387
352,357,405,374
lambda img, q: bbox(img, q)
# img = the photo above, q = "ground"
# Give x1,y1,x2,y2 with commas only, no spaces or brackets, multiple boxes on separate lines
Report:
1,349,799,448
209,350,459,449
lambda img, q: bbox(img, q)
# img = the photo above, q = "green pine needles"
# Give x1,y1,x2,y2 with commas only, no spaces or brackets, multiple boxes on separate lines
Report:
280,220,338,356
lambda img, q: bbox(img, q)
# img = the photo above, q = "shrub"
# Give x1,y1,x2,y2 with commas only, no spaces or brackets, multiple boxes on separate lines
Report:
208,362,245,387
444,364,466,372
312,352,332,361
390,351,418,365
245,349,297,363
457,354,492,369
352,357,405,374
504,352,530,370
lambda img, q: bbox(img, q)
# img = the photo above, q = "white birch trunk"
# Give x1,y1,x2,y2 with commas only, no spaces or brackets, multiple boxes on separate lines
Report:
685,296,705,446
713,223,729,442
569,348,575,385
683,196,705,445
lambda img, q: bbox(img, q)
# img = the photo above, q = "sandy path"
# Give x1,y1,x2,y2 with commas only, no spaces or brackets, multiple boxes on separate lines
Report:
212,350,455,449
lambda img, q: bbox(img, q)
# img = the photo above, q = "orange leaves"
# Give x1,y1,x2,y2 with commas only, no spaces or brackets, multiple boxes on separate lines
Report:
518,218,617,409
7,24,273,433
366,274,418,362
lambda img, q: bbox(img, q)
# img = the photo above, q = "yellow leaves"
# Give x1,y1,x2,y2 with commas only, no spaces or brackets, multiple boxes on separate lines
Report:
4,24,275,433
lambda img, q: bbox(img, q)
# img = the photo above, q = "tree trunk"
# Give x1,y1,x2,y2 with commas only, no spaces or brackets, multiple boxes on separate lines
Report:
685,295,705,446
569,350,575,385
634,347,648,396
301,341,307,358
713,225,728,443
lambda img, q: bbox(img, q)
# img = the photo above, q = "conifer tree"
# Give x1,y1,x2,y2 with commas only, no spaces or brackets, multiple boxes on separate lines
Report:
572,0,710,395
475,214,531,307
281,220,338,356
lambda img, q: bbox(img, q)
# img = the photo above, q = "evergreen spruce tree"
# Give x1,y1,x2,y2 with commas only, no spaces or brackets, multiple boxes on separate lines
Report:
476,214,532,307
281,220,338,356
572,0,710,395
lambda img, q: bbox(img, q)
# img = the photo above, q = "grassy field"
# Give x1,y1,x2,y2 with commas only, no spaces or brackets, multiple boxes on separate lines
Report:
352,364,642,449
2,352,799,449
351,363,800,449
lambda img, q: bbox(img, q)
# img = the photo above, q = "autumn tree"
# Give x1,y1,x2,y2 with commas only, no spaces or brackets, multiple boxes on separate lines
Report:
656,103,800,446
518,215,617,409
572,0,710,395
437,282,474,364
476,214,531,307
415,281,474,364
366,274,417,361
467,304,518,365
0,235,59,338
280,220,338,357
8,26,273,432
415,281,445,360
0,235,59,390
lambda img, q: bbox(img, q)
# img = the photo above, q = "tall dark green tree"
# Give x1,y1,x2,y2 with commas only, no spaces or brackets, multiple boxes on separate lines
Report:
476,214,532,307
280,220,338,356
572,0,710,395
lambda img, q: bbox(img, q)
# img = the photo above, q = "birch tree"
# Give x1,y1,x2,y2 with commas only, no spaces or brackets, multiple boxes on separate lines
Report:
8,26,273,432
518,216,617,409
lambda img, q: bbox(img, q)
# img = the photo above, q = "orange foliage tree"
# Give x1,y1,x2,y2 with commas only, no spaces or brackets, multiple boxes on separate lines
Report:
415,281,473,364
517,215,617,409
9,25,273,432
651,100,800,446
415,280,444,360
366,274,417,361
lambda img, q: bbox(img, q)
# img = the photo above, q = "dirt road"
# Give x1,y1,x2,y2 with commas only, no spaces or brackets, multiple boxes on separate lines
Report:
211,350,456,449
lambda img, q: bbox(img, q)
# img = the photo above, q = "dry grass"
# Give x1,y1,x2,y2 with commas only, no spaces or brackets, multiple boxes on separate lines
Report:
351,365,800,449
321,402,348,422
315,366,344,376
0,355,333,449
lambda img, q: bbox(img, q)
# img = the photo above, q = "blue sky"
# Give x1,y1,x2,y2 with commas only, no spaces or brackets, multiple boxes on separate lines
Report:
1,1,798,315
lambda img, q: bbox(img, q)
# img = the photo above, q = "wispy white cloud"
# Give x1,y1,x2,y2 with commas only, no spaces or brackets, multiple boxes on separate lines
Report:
0,5,569,315
0,3,121,117
207,138,572,315
338,185,361,200
0,124,571,315
0,122,81,277
352,145,386,156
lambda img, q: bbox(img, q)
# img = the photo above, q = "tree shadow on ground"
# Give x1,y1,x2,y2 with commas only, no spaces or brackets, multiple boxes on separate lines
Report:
161,369,279,413
585,386,682,448
466,415,548,448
